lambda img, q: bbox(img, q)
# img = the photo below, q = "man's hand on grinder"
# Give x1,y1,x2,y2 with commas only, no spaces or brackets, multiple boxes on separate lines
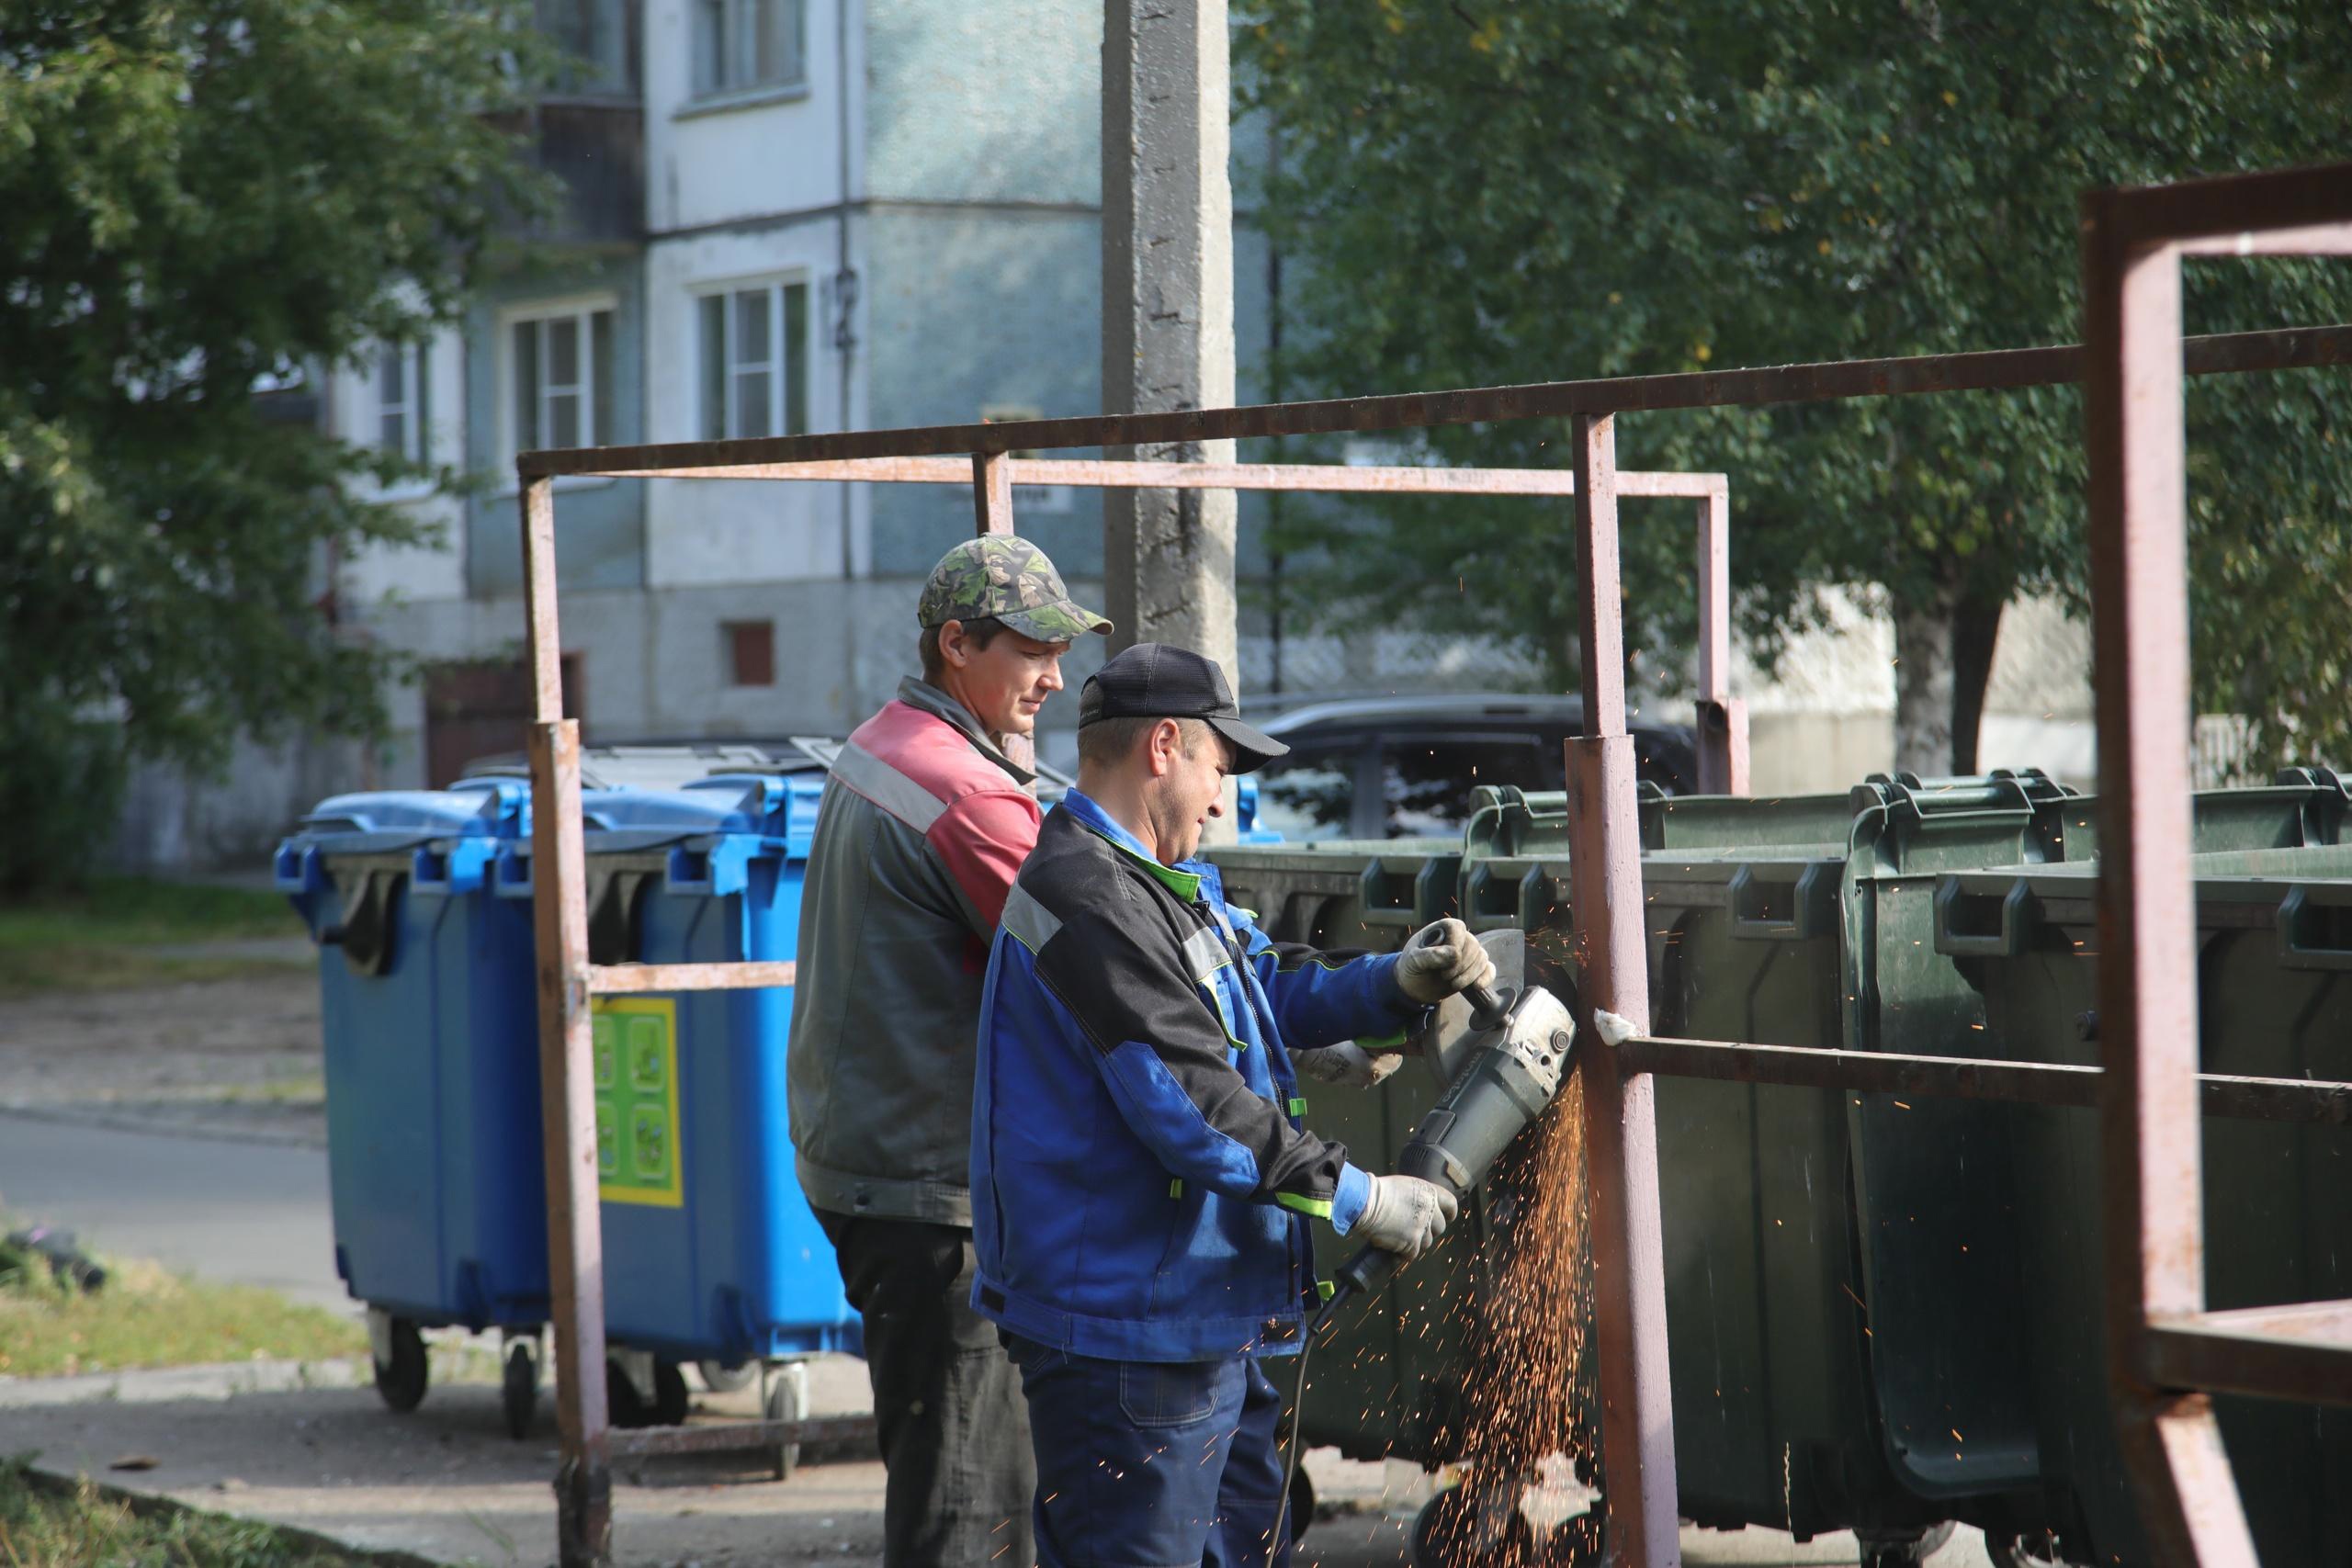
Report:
1395,917,1498,1004
1292,1043,1405,1089
1351,1174,1460,1261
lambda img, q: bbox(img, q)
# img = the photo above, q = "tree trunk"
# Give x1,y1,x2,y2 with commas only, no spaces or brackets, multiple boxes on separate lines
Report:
1894,569,2008,778
1950,589,2006,775
1892,574,1962,777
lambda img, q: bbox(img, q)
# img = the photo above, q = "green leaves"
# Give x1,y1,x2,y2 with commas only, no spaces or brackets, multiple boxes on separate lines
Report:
0,1,552,887
1238,0,2352,771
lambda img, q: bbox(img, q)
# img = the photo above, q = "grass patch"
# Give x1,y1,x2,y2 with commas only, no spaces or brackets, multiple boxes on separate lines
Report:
0,1457,377,1568
0,1241,363,1380
0,877,308,998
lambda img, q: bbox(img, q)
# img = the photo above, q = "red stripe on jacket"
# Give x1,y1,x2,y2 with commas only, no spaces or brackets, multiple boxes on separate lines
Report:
845,700,1042,932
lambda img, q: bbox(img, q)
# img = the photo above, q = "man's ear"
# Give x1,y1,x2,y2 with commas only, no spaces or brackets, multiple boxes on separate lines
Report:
937,619,968,669
1148,717,1182,777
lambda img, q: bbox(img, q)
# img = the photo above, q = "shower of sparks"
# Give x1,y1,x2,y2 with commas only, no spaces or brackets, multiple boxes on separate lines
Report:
1421,1063,1602,1567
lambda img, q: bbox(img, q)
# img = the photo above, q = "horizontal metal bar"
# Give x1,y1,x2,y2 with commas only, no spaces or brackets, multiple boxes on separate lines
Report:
2176,222,2352,258
517,322,2352,479
2143,1317,2352,1409
2100,161,2352,253
605,1413,877,1460
582,455,1727,498
1620,1034,2101,1103
1615,1035,2352,1122
2191,1299,2352,1341
586,961,797,994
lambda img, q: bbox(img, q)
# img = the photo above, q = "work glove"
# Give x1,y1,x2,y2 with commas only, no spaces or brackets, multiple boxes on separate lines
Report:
1395,918,1498,1005
1350,1174,1461,1261
1292,1042,1407,1089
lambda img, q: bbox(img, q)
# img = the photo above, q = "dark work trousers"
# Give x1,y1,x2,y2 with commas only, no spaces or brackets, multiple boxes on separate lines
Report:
1002,1332,1294,1568
817,1210,1035,1567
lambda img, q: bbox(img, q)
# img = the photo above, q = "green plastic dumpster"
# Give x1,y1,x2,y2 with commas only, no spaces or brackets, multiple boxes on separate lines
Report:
1214,772,2086,1562
1930,777,2352,1568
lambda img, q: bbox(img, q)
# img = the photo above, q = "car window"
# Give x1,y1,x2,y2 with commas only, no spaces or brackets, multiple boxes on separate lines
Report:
1252,739,1364,842
1385,735,1551,836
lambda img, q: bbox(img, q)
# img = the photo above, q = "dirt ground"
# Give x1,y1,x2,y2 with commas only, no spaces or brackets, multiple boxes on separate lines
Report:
0,953,328,1146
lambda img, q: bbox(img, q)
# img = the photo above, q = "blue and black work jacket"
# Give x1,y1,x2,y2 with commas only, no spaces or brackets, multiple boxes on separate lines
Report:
969,788,1422,1363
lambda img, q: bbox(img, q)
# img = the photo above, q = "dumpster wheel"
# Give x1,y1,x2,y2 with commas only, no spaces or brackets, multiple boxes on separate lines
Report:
501,1339,539,1440
370,1316,428,1414
765,1361,810,1481
699,1359,757,1393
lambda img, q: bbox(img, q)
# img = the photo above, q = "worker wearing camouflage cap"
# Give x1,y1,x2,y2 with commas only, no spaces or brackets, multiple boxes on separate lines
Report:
788,536,1109,1565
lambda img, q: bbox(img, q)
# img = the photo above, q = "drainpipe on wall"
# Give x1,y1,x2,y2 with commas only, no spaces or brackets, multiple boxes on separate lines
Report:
834,0,857,580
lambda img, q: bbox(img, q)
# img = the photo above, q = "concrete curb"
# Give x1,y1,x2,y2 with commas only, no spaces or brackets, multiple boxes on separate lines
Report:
0,1100,327,1151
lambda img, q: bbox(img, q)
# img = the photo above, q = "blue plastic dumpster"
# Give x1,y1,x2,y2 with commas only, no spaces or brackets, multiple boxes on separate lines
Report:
503,771,859,1426
273,780,545,1426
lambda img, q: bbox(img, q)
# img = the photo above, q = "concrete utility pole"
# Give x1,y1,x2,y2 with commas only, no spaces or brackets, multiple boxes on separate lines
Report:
1102,0,1240,761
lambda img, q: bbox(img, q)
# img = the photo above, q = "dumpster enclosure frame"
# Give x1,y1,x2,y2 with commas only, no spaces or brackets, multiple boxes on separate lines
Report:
516,162,2352,1567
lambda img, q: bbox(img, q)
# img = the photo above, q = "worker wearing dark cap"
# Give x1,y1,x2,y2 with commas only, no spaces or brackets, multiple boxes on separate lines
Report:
788,536,1108,1566
967,642,1496,1568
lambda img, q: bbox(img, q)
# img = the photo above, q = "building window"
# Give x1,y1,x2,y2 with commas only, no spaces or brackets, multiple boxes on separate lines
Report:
698,281,808,439
377,343,425,463
692,0,803,97
724,620,775,687
508,304,616,458
537,0,636,96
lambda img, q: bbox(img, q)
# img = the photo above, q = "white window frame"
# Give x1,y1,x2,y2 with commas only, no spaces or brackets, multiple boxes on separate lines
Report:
376,341,424,465
690,0,805,99
695,276,811,441
496,293,619,484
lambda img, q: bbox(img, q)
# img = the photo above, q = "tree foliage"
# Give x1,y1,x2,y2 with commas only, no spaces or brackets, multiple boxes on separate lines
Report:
1238,0,2352,774
0,1,552,887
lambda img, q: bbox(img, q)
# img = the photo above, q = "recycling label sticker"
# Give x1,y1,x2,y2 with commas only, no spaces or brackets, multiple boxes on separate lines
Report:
593,997,684,1208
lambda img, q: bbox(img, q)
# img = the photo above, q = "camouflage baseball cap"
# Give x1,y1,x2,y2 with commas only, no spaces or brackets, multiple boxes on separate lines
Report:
917,537,1112,643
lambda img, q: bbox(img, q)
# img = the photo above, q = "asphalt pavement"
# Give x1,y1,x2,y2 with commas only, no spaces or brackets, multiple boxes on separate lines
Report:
0,1109,346,1314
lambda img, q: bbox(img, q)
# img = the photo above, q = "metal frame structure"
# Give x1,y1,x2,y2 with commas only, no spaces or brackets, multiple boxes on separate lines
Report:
515,449,1739,1560
518,166,2352,1567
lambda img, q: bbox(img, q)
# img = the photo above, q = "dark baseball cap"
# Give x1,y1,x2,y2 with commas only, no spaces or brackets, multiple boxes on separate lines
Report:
1078,644,1290,774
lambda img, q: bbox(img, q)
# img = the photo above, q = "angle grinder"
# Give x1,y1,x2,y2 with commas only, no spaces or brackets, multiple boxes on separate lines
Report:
1309,976,1577,1334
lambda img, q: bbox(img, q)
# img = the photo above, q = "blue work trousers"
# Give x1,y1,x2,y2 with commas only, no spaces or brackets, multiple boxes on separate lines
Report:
1003,1333,1295,1568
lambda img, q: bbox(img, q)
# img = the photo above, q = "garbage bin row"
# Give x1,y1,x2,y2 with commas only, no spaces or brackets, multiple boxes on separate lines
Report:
271,750,1272,1439
274,764,856,1438
1204,766,2352,1568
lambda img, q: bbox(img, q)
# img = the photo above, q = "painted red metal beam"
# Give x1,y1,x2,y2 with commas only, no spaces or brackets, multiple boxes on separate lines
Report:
587,962,797,994
2143,1310,2352,1409
517,321,2352,479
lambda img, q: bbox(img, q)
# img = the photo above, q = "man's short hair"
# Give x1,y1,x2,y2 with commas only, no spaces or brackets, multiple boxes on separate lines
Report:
918,615,1008,683
1076,714,1210,771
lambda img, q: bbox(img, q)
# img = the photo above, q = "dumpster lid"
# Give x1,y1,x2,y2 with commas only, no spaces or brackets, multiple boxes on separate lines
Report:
579,772,830,840
462,739,841,792
290,779,526,850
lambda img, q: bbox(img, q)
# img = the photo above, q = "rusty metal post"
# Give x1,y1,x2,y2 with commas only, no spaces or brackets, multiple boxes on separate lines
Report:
1563,413,1681,1566
521,476,614,1566
2080,198,2256,1568
971,451,1036,775
1692,481,1748,795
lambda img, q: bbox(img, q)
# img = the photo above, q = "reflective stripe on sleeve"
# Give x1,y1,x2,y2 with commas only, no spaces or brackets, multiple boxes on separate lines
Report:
832,741,947,832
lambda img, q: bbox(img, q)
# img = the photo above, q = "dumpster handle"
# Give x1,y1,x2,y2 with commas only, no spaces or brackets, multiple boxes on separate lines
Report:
1933,877,2040,958
1461,860,1563,935
1357,859,1455,930
1727,863,1832,942
2276,886,2352,970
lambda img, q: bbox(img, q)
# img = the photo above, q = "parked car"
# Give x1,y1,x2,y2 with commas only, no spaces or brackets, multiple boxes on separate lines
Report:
1240,694,1697,842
